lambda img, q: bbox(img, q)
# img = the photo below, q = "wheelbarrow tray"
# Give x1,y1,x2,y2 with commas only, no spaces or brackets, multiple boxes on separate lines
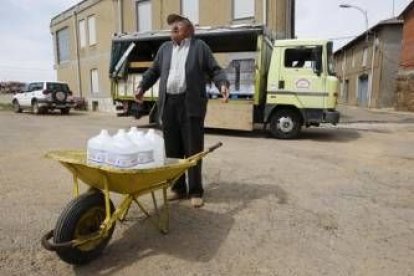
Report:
46,150,197,195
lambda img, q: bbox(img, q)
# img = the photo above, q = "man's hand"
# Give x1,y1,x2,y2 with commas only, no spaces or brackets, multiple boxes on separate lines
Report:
134,87,144,104
220,85,229,103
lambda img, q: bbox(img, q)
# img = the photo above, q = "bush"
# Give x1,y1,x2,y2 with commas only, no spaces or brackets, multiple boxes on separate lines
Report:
0,81,26,94
73,97,88,111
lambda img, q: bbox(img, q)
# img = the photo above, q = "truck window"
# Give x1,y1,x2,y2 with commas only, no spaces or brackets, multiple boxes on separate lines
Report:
284,47,317,70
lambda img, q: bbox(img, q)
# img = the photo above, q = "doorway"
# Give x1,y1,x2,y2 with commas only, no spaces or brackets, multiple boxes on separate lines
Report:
358,74,369,107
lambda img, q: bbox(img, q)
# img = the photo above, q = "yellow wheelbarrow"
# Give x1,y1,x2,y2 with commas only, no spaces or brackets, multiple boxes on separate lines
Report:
41,142,222,265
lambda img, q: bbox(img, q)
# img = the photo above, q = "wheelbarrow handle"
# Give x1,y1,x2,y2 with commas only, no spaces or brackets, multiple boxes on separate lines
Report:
187,142,223,163
207,142,223,153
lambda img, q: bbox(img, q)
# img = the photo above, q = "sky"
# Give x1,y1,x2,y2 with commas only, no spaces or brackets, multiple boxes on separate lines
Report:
0,0,411,82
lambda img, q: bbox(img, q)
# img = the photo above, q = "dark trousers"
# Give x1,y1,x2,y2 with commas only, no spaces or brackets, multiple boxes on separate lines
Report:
162,93,204,197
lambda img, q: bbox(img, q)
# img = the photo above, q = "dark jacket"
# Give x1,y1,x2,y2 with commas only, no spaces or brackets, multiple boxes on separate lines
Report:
139,38,229,122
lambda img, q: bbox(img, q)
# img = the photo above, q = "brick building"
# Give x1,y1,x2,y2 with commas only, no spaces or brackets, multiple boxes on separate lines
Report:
395,0,414,111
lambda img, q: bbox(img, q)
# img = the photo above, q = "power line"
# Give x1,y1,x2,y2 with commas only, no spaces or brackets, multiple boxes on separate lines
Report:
0,65,51,71
328,35,358,41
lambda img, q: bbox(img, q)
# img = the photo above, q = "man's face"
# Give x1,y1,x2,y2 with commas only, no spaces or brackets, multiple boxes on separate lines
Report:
170,21,190,43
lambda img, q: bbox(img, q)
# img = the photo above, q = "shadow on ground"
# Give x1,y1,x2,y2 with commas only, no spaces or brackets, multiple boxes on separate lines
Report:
298,128,362,142
206,126,362,143
14,110,88,117
73,182,287,275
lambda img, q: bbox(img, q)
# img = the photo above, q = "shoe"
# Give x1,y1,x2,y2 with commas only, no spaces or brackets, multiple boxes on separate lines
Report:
190,197,204,208
167,191,186,201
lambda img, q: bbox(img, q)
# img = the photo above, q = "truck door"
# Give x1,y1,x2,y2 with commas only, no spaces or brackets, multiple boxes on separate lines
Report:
279,46,326,108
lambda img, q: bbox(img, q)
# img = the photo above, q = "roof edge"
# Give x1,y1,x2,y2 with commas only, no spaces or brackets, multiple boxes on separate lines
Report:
50,0,102,27
334,18,402,55
399,1,414,18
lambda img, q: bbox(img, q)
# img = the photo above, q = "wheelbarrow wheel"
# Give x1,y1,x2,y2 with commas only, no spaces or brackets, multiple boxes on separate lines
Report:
53,191,115,265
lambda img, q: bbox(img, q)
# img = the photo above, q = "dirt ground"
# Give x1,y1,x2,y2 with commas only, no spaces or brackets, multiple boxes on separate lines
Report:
0,105,413,276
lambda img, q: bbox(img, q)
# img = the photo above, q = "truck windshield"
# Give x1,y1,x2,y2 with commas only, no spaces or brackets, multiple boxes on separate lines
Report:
327,42,336,76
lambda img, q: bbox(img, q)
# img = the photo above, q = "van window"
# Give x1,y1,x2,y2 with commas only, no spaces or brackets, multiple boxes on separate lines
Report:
47,83,69,92
28,82,43,92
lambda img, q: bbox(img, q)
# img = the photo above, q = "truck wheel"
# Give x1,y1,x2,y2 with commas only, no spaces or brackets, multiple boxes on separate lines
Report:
53,191,115,265
269,109,302,139
13,100,22,113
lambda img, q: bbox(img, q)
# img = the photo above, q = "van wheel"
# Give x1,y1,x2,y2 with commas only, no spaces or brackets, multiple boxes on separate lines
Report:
269,109,302,139
32,101,41,114
61,108,70,115
13,100,22,113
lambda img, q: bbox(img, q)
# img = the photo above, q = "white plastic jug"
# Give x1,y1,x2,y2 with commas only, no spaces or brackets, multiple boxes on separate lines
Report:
127,126,144,140
145,129,165,166
106,129,139,169
127,129,155,168
87,129,112,165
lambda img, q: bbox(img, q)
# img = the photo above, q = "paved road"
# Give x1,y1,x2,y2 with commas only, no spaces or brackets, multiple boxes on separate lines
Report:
0,107,413,275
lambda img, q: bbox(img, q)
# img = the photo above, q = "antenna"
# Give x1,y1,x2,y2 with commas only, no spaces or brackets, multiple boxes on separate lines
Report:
393,0,395,17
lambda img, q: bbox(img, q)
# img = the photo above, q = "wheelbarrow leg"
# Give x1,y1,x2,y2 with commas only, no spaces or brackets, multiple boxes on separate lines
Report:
132,198,168,234
151,192,159,214
132,185,170,234
161,186,169,234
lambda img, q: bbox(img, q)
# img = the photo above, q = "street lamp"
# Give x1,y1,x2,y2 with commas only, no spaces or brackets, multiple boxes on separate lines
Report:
339,3,369,43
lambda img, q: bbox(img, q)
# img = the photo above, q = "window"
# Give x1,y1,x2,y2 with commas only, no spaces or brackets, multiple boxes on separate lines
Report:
79,19,86,48
47,82,70,92
136,0,152,32
87,16,96,45
233,0,255,20
284,47,318,70
28,82,43,92
91,69,99,94
56,28,70,64
182,0,199,24
362,47,368,67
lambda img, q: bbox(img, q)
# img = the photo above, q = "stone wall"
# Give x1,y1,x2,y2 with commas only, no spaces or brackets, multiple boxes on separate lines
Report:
395,70,414,111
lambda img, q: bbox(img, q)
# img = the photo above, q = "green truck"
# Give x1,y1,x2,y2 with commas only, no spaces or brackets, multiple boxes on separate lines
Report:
109,25,339,139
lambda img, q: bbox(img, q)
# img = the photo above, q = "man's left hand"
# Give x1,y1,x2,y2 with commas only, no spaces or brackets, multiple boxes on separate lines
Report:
220,85,229,103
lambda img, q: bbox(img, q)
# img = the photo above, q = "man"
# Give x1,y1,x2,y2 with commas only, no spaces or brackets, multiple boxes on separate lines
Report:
134,14,229,208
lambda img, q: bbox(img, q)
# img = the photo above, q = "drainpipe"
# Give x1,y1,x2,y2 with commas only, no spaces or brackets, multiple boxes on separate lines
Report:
73,10,83,98
368,37,379,108
117,0,123,33
342,50,346,102
285,0,290,38
263,0,267,26
160,0,163,29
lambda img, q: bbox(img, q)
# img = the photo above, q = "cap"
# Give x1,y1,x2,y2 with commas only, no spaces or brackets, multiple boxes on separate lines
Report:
167,13,191,25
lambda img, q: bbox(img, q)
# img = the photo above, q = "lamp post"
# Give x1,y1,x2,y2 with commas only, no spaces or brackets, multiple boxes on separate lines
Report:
339,4,369,44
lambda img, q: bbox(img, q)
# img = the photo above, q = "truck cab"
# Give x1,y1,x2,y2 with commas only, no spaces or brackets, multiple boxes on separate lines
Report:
109,25,339,139
265,40,339,138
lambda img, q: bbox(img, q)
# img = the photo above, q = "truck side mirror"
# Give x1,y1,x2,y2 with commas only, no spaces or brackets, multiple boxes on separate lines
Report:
312,46,323,76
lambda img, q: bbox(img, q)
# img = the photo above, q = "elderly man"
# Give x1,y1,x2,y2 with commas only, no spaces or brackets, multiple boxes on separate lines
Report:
134,14,229,207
